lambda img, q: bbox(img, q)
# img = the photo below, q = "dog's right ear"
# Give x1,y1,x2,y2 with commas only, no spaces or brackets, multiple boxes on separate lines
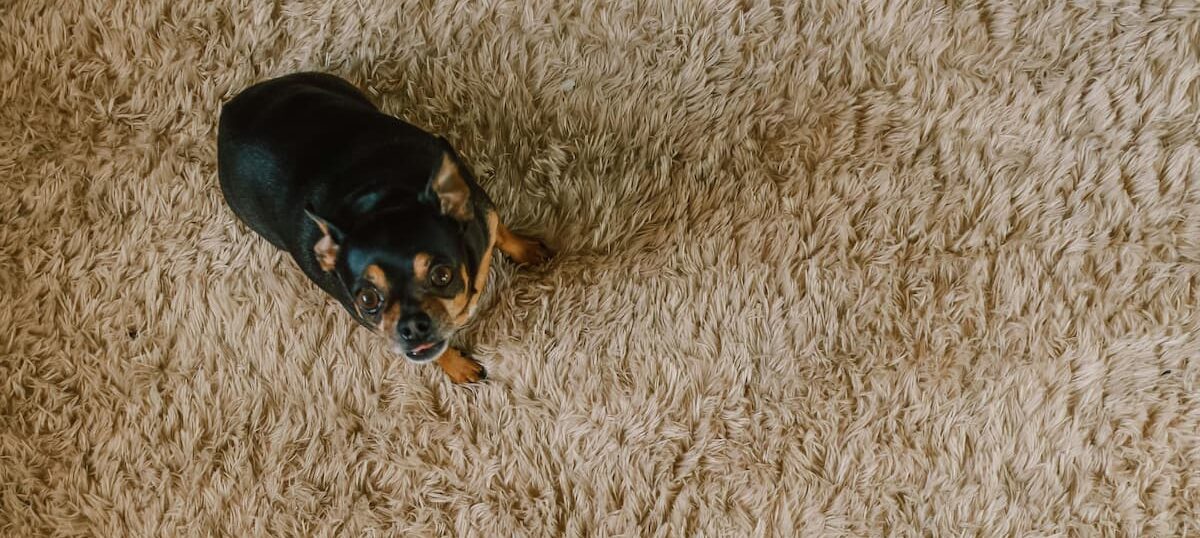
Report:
421,138,474,222
304,205,343,272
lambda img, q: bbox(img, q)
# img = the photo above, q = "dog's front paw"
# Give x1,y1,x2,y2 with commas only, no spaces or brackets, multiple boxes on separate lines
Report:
523,239,554,266
437,348,488,384
497,225,555,267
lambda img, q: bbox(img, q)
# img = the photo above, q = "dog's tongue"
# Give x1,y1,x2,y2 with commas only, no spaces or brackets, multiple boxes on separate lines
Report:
412,342,436,353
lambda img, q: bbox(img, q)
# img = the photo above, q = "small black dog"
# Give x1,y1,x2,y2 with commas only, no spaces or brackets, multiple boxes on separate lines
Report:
217,72,552,383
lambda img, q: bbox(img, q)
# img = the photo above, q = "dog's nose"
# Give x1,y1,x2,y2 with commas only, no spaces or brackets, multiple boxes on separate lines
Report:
398,314,433,341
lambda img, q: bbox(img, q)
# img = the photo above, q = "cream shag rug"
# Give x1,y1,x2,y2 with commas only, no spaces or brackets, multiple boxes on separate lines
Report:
3,1,1200,536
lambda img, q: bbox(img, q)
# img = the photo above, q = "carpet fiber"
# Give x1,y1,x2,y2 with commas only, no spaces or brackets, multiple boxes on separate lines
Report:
3,1,1200,535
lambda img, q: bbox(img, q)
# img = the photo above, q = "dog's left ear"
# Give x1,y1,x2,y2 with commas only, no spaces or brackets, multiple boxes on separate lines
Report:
304,205,343,272
422,138,473,222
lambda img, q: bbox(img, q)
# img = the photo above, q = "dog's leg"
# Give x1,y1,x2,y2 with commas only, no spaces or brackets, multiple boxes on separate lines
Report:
496,222,553,265
437,348,487,383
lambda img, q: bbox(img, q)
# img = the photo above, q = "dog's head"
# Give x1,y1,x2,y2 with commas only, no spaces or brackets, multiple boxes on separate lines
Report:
306,141,486,363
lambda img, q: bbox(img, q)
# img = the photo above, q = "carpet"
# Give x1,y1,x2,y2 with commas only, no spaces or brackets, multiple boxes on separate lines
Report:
3,0,1200,535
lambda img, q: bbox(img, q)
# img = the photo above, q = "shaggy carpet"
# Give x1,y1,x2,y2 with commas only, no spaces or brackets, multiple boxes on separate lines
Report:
3,0,1200,536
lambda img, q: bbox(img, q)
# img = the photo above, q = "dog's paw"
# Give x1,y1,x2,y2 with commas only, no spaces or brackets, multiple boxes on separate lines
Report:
437,349,488,384
523,240,554,266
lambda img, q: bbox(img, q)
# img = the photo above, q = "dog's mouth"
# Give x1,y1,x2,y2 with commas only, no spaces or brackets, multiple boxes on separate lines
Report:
396,339,447,363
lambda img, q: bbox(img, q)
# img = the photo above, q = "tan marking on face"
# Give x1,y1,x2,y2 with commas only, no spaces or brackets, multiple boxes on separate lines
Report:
360,264,394,333
412,252,432,282
422,264,470,328
378,302,401,335
363,264,389,295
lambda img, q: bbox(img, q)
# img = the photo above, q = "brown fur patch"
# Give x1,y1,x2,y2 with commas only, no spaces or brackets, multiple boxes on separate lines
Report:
447,265,471,325
363,264,389,295
436,347,486,384
378,302,401,335
466,210,499,318
422,264,471,327
362,264,396,332
412,252,432,282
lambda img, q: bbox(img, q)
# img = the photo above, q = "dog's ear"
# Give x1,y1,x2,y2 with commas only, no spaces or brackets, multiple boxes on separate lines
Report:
422,138,473,222
304,205,343,272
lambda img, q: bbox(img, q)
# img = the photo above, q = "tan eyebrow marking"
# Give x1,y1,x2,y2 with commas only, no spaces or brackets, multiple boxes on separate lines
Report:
364,264,389,295
413,252,432,282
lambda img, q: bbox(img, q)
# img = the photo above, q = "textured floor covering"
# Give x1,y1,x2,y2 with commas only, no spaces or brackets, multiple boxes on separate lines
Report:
3,1,1200,536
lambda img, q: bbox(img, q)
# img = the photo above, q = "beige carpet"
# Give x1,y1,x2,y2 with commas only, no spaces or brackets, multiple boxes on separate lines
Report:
3,1,1200,535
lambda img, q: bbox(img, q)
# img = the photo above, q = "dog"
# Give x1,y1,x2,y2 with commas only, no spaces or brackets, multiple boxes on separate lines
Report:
217,72,552,383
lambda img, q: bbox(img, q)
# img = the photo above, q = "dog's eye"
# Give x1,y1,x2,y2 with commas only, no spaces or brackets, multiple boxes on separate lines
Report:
356,288,383,313
431,265,453,287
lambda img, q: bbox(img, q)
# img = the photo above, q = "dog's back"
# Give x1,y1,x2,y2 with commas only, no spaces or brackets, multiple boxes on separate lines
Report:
216,72,380,248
